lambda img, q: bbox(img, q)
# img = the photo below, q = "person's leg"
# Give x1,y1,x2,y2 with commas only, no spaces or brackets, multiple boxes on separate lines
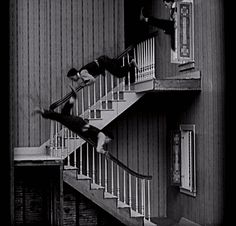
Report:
61,86,77,115
147,16,174,34
98,55,138,78
37,109,88,135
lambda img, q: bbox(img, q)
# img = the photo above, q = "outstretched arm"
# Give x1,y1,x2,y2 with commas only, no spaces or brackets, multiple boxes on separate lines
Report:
80,69,96,86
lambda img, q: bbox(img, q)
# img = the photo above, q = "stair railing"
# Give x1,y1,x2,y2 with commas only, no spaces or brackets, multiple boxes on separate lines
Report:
65,141,153,222
44,33,158,221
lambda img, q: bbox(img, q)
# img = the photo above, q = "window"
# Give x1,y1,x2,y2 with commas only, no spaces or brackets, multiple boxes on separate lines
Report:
171,124,196,197
171,0,195,64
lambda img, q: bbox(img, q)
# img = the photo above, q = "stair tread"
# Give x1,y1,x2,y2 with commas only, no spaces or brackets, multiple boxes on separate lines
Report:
77,174,91,180
64,165,78,170
130,209,144,218
143,218,158,226
104,192,117,199
91,183,104,190
117,200,130,209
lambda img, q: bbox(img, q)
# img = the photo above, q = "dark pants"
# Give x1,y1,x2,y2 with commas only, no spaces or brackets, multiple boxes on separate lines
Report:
43,101,100,145
97,55,132,78
147,17,175,50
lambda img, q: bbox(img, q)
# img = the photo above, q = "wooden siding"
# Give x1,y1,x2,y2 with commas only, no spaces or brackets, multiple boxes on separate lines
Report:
106,95,168,217
10,0,167,219
9,0,124,147
145,0,225,225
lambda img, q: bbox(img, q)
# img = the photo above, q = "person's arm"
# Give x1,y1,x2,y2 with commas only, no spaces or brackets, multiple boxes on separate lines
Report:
80,69,96,85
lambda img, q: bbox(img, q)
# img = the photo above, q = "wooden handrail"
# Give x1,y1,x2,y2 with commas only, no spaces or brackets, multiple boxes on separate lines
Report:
49,31,158,110
105,152,152,180
116,31,158,59
49,83,85,110
62,129,152,180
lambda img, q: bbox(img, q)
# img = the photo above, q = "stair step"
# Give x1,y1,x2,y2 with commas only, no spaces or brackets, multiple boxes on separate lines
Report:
143,218,158,226
14,147,46,156
104,192,117,199
130,209,144,218
91,183,104,190
77,174,91,180
117,200,130,209
64,165,78,170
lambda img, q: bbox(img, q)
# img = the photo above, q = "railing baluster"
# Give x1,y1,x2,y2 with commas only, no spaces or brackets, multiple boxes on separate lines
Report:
88,85,91,118
55,123,58,151
136,178,138,212
99,153,102,186
105,71,108,108
81,89,85,117
111,74,114,100
141,179,144,215
67,129,70,167
92,146,95,184
123,170,126,204
144,179,146,217
105,157,108,192
79,146,82,175
93,83,96,118
117,165,120,201
128,174,132,207
73,136,77,167
111,161,114,195
86,143,89,177
147,180,151,221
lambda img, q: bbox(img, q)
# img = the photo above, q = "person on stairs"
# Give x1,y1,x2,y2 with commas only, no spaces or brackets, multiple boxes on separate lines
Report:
67,54,139,88
139,0,176,50
34,87,113,154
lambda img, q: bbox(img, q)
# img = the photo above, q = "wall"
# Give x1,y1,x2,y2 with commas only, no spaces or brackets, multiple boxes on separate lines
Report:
14,166,61,225
146,0,225,225
9,0,124,147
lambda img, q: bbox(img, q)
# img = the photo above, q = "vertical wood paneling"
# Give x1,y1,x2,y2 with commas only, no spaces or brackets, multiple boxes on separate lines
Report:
164,0,225,224
11,0,167,219
18,0,28,146
28,0,37,146
11,0,125,145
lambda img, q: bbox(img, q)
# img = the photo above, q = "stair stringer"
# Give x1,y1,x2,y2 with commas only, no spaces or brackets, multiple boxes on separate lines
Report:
89,91,144,129
64,170,157,226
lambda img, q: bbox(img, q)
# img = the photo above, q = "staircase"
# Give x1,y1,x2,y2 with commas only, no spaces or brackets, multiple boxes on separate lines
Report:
14,35,158,226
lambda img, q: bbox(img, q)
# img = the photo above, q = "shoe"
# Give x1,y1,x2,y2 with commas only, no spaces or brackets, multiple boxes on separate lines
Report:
140,7,147,22
33,107,53,118
32,106,46,115
96,147,107,154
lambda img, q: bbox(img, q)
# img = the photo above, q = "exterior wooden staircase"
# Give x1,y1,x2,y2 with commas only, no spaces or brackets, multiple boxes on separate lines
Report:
14,33,201,225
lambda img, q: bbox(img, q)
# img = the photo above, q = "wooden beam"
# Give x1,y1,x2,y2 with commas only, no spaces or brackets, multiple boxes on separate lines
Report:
14,160,63,167
154,78,201,91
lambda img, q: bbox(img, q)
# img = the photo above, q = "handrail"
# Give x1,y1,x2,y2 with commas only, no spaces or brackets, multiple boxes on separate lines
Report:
105,152,152,180
49,83,85,110
116,31,158,59
67,131,152,180
49,31,158,110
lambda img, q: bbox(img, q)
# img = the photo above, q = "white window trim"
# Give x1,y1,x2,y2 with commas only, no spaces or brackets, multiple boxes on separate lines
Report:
179,124,196,197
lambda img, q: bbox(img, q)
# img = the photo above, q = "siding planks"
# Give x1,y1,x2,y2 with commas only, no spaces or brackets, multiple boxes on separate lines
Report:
10,0,125,147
